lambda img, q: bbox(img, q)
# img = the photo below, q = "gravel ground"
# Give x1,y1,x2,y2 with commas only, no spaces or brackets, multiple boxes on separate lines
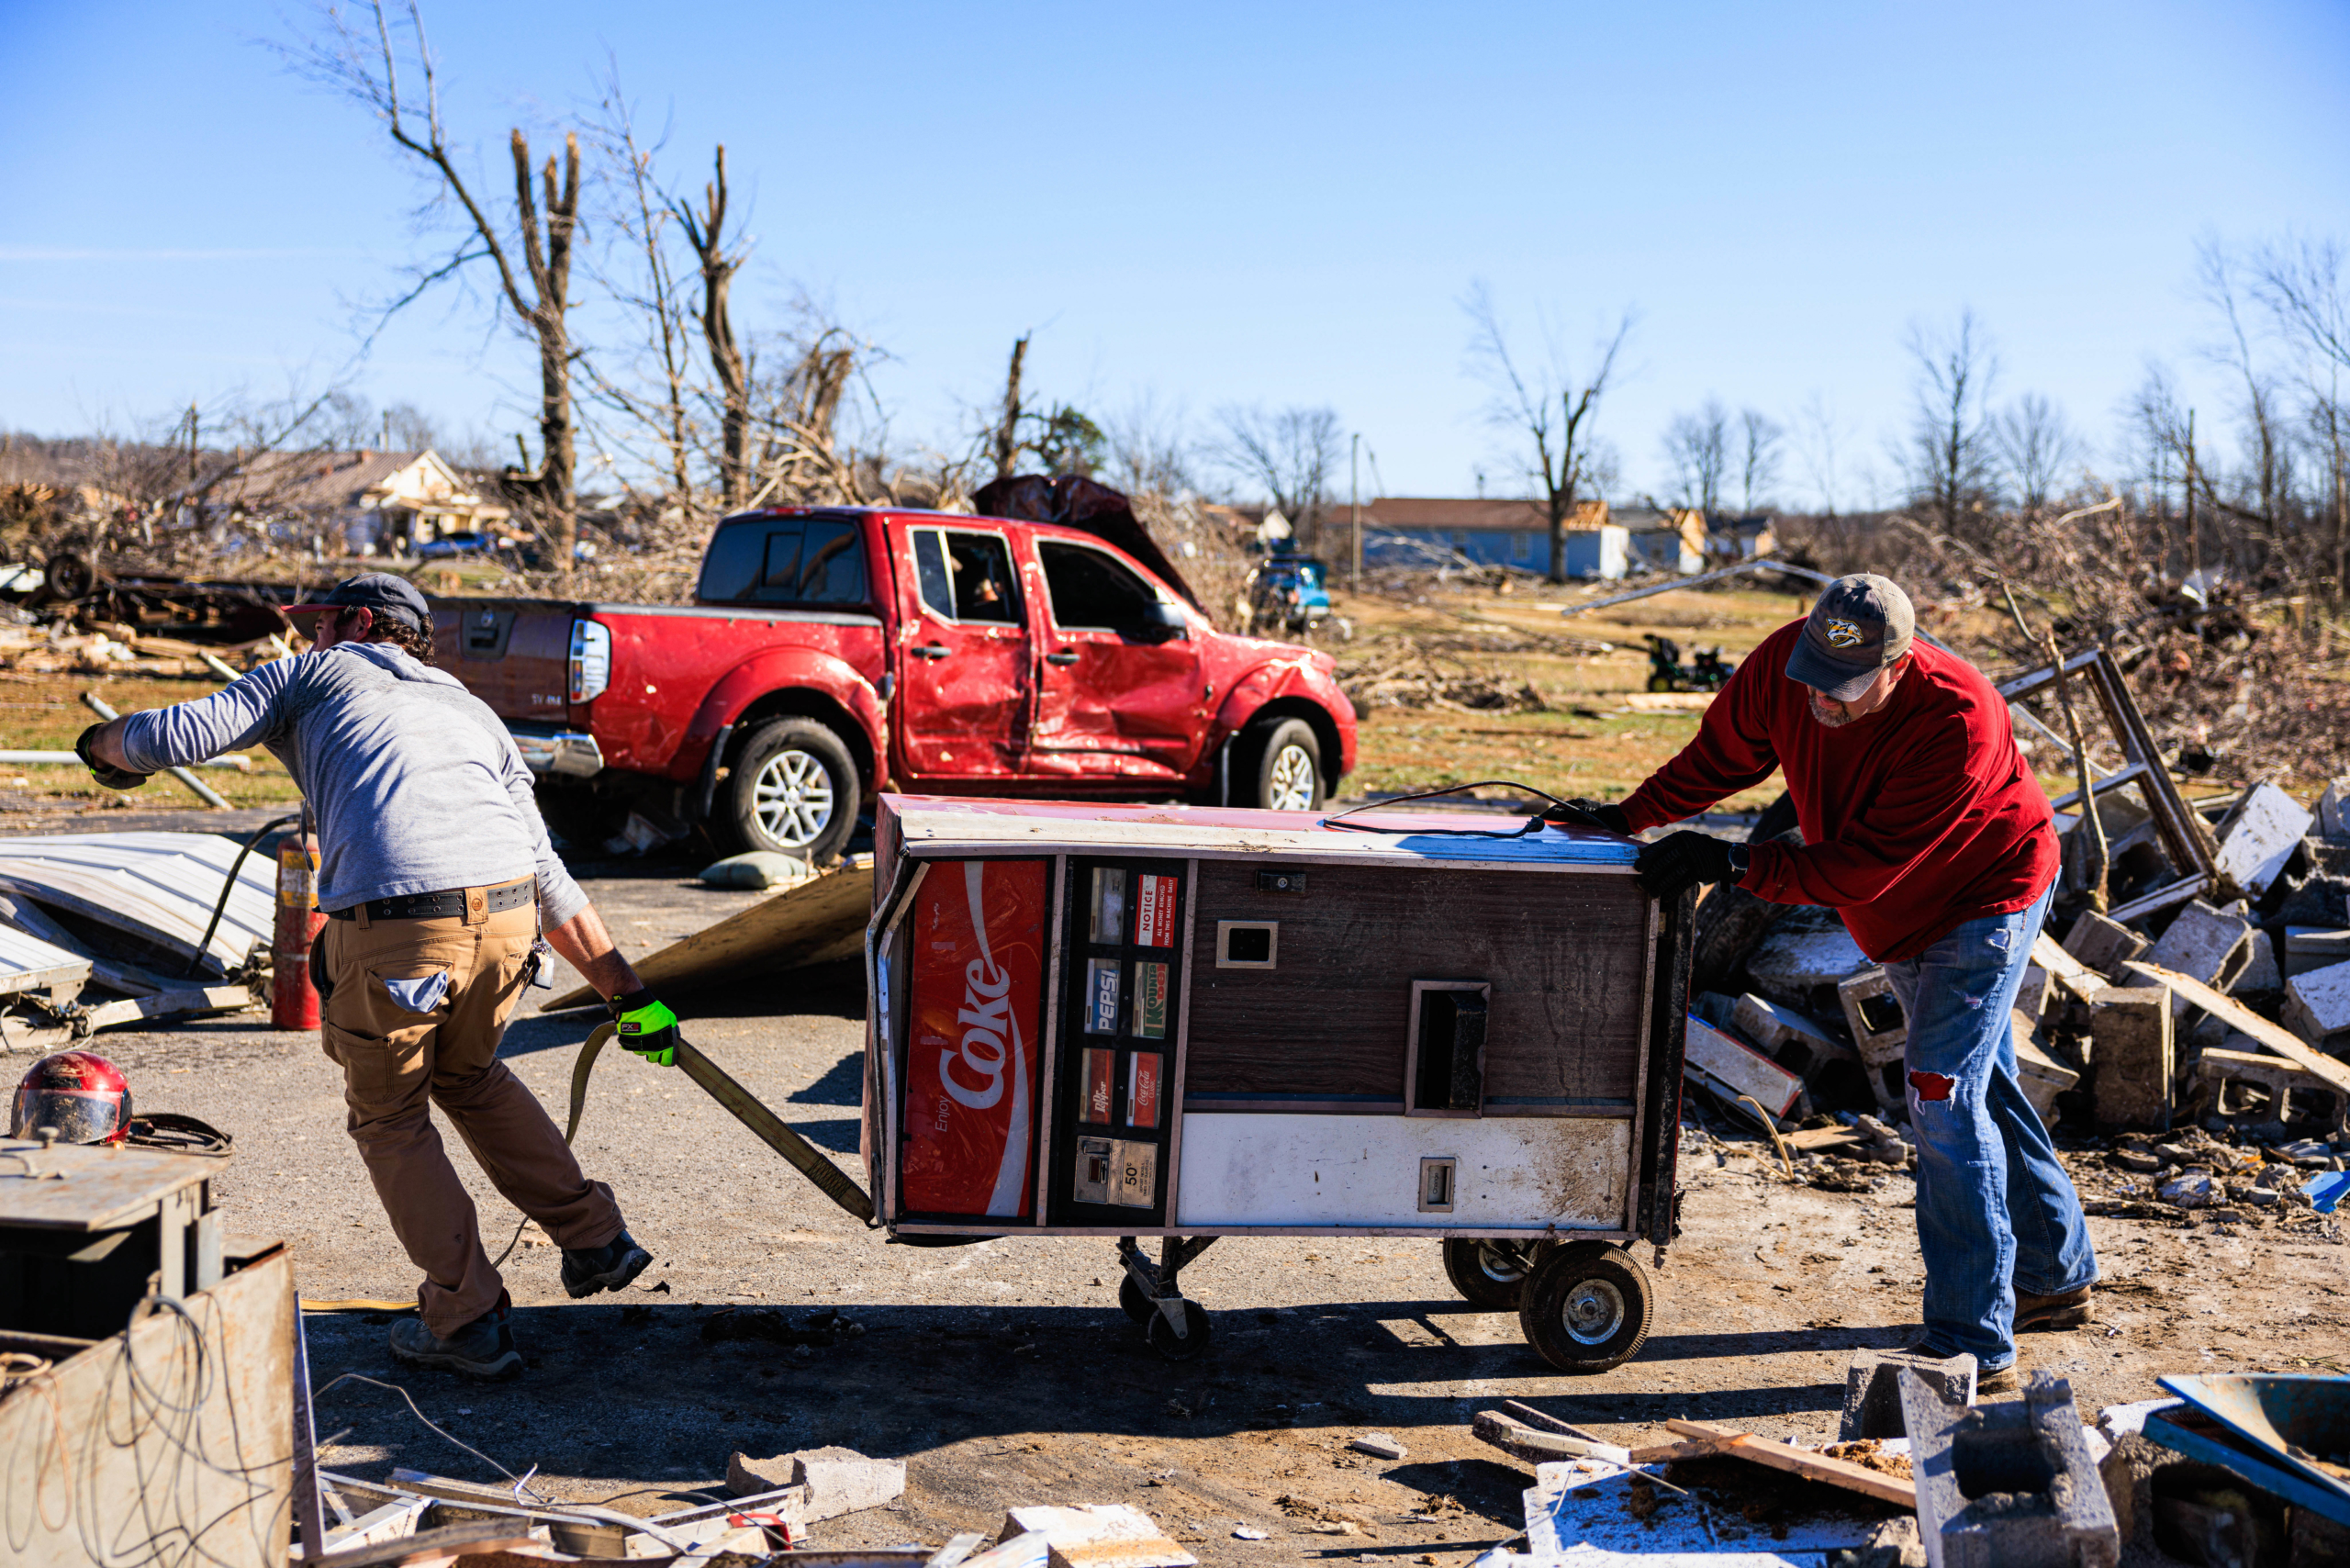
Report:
36,860,2350,1565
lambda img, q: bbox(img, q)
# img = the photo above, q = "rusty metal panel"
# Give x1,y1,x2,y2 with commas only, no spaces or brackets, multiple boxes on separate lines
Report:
0,1245,295,1568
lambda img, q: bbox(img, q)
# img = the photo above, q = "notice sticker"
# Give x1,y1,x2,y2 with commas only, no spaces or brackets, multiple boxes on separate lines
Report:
1132,961,1168,1039
1085,958,1120,1035
1080,1047,1115,1124
1126,1051,1161,1129
1089,868,1126,945
1136,873,1179,948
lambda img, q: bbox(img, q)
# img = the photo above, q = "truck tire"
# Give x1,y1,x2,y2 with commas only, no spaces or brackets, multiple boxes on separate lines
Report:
1237,716,1325,812
717,718,859,864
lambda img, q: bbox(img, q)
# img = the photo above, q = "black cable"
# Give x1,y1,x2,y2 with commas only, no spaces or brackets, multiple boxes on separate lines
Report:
185,813,298,979
1319,779,1585,839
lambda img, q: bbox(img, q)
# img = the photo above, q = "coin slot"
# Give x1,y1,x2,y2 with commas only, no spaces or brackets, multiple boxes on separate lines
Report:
1215,920,1278,969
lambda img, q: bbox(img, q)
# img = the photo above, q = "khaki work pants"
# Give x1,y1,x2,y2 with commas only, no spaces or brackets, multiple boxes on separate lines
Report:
321,881,621,1336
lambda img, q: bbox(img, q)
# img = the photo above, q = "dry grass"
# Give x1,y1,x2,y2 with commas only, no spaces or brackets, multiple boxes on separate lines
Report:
0,670,303,809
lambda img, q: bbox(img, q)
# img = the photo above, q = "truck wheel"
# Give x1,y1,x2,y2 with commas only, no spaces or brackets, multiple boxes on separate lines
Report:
1441,1238,1556,1312
1517,1241,1654,1373
1239,717,1324,812
718,719,859,863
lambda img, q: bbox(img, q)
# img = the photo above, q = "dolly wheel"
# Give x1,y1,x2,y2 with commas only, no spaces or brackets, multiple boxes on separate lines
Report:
1145,1299,1213,1361
1118,1275,1155,1324
1440,1238,1556,1311
1518,1241,1654,1373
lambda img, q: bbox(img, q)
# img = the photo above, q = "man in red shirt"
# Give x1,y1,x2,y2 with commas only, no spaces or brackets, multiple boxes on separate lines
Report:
1564,575,2097,1387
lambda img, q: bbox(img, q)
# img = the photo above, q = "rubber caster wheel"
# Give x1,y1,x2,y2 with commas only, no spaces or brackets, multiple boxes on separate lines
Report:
1145,1299,1213,1361
1518,1240,1654,1373
1440,1238,1556,1311
1118,1276,1154,1324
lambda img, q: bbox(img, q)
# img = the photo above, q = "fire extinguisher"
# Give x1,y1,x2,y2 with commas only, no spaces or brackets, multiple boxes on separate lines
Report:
273,833,326,1030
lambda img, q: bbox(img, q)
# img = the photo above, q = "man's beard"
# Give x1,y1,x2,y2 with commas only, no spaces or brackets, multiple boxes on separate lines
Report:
1809,689,1858,728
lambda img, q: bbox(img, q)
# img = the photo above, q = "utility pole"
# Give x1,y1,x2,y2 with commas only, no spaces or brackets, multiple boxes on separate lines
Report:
1349,433,1362,592
2184,409,2200,580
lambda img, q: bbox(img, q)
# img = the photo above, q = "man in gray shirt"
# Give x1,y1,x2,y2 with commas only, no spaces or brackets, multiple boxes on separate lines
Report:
84,573,685,1380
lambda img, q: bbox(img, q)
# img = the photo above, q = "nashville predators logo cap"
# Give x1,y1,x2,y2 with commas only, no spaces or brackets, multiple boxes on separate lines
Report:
1786,574,1914,701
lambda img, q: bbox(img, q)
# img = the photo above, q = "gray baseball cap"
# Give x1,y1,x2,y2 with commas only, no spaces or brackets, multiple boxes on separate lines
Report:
1785,574,1914,701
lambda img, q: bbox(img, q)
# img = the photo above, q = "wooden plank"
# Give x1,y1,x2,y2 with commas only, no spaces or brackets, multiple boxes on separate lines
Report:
1183,858,1648,1101
1472,1410,1632,1465
1785,1126,1863,1152
543,856,874,1010
2031,933,2105,1001
1662,1417,1917,1507
2121,960,2350,1097
83,983,255,1030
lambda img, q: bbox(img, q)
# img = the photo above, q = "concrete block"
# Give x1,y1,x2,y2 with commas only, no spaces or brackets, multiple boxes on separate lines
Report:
1840,1348,1975,1441
2319,778,2350,842
731,1446,905,1519
2011,1014,2081,1124
2283,957,2350,1050
2143,901,2253,1012
1683,1014,1804,1118
1732,991,1859,1077
1001,1506,1196,1568
2090,986,2174,1131
2283,924,2350,978
1747,919,1872,1002
1348,1432,1406,1460
2275,837,2350,928
2231,929,2283,1013
2194,1047,2348,1137
1838,968,1908,1065
2016,964,2051,1023
2062,911,2149,980
1901,1369,2119,1568
2214,781,2315,895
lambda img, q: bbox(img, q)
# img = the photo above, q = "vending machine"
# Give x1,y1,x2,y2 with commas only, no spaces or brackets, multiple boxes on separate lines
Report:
864,795,1694,1371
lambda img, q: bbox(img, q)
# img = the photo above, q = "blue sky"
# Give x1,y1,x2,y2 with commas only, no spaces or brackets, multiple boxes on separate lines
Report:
4,1,2345,507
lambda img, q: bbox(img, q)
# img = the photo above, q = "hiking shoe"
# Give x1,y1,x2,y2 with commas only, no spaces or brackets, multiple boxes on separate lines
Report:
388,1295,522,1381
562,1227,653,1299
1898,1336,2018,1394
2016,1283,2095,1332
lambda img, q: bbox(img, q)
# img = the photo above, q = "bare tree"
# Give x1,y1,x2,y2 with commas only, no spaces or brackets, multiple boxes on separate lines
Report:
2248,237,2350,598
1210,405,1343,547
1662,400,1728,514
1901,308,1998,536
1994,393,2081,512
676,147,751,510
1462,281,1633,584
1793,392,1849,515
282,1,584,579
990,335,1031,482
1103,392,1196,497
1737,409,1783,514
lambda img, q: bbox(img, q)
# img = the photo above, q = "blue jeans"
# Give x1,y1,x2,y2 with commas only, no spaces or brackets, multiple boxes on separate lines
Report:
1882,886,2097,1370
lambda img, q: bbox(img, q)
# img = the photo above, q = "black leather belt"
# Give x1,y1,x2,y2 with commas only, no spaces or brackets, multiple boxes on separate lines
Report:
328,880,535,922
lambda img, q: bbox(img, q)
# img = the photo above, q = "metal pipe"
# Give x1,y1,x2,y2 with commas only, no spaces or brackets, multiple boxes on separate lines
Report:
0,750,251,770
1557,555,1834,617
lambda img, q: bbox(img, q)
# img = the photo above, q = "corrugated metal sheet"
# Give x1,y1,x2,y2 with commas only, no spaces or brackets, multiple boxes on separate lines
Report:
0,832,279,978
0,920,91,999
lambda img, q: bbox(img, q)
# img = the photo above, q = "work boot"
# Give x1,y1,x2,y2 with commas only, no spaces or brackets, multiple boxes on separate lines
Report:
1899,1336,2019,1395
2015,1282,2095,1332
561,1227,653,1299
389,1294,522,1381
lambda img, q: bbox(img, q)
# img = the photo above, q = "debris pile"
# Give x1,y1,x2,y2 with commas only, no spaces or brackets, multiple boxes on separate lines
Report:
1674,653,2350,1231
1335,624,1612,714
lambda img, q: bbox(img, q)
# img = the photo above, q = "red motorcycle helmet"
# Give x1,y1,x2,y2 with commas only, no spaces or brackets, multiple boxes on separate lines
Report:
9,1050,133,1146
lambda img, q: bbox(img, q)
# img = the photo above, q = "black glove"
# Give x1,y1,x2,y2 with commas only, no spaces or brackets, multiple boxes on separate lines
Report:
1634,831,1739,902
74,723,150,790
1545,797,1630,834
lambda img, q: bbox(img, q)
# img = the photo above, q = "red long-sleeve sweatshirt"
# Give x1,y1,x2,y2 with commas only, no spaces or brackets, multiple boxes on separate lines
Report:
1621,620,2059,963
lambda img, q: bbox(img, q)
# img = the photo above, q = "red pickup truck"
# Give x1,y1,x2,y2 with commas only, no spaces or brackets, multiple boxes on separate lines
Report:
430,488,1356,863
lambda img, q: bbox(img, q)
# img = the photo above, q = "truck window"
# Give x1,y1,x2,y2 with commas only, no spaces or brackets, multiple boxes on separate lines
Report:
699,517,868,607
1040,540,1158,631
911,529,1020,624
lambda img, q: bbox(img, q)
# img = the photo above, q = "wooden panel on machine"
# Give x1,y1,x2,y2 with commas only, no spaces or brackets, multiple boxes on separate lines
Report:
1181,858,1650,1107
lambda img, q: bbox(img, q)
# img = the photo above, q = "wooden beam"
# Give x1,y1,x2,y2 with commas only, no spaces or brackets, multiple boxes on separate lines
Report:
2031,933,2105,1001
2121,960,2350,1097
543,857,873,1010
1662,1418,1918,1508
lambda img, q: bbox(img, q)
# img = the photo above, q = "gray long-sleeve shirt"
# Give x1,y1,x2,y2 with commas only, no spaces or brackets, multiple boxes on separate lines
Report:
118,642,588,924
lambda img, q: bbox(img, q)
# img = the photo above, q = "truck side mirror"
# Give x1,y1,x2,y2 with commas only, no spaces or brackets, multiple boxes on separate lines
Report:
1127,600,1189,643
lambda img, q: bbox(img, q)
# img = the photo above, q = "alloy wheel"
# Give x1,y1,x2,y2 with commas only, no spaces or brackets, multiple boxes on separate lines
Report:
753,749,835,847
1267,742,1317,811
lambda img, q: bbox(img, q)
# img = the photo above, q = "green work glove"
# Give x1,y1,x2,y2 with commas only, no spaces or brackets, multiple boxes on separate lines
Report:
74,723,149,791
610,988,680,1067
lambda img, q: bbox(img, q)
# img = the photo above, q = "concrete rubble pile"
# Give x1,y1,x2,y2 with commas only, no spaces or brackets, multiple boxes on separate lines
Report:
1675,772,2350,1227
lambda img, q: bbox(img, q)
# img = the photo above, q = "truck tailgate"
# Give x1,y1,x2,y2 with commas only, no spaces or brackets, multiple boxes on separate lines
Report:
431,599,575,722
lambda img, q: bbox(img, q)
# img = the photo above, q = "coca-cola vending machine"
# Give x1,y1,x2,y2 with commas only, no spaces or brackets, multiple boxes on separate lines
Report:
867,794,1693,1372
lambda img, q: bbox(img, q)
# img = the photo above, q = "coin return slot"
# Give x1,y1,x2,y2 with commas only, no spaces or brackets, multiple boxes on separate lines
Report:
1215,921,1278,969
1418,1156,1457,1214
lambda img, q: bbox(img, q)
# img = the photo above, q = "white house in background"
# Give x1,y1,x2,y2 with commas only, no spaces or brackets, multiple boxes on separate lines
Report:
200,449,510,553
1355,497,1707,579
